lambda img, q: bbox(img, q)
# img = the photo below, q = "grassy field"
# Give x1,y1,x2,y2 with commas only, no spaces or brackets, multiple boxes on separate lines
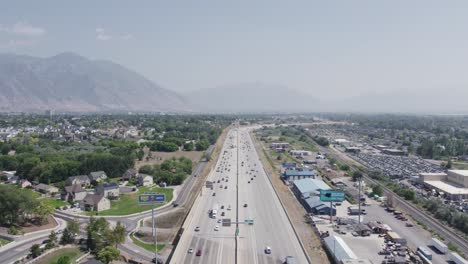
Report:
130,233,165,252
87,185,173,216
36,247,83,264
0,237,11,246
41,198,68,209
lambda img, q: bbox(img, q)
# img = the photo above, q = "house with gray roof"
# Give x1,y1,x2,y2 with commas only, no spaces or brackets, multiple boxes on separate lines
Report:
35,183,59,196
62,184,87,202
66,175,91,187
96,182,120,199
89,171,107,182
80,194,110,211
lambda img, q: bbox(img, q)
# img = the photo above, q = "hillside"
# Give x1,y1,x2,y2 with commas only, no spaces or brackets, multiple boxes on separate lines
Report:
0,52,187,113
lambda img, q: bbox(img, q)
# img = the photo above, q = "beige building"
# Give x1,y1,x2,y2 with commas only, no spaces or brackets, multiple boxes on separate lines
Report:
137,174,154,186
419,170,468,200
81,194,111,211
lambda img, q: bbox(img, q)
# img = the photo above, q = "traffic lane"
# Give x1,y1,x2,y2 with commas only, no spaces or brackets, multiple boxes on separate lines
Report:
4,236,47,264
243,130,308,263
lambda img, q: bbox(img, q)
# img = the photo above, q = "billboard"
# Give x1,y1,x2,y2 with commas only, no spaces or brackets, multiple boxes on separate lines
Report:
138,193,166,204
320,190,345,202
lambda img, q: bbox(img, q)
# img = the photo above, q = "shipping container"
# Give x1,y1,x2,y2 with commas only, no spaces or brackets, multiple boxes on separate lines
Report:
449,252,468,264
429,238,448,254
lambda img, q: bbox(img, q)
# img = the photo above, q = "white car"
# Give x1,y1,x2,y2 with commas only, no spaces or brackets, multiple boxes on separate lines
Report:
188,248,193,254
195,226,200,232
264,246,272,254
217,219,222,223
214,225,219,231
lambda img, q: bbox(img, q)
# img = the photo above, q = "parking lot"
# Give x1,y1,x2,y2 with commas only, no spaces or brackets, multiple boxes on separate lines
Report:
350,153,443,179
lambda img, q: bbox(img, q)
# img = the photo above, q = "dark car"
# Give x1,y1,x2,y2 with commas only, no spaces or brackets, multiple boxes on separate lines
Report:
244,203,248,207
196,249,202,256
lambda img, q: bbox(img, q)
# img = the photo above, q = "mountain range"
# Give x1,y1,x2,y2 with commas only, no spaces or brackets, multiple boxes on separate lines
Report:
0,52,186,112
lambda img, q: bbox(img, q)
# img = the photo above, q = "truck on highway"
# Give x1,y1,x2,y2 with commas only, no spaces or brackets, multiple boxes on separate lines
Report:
210,204,219,218
283,256,296,264
429,237,448,254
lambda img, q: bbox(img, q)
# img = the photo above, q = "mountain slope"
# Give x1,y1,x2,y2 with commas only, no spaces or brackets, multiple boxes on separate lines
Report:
187,83,318,113
0,52,187,112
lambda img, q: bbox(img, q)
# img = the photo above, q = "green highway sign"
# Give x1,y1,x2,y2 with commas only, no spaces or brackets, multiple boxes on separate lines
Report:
236,227,239,236
320,190,345,202
244,219,254,225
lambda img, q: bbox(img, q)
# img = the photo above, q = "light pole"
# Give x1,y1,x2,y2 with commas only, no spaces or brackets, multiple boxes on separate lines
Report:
358,175,362,223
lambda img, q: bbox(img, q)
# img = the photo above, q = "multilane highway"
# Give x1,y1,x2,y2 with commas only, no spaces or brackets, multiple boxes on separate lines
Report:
171,127,308,264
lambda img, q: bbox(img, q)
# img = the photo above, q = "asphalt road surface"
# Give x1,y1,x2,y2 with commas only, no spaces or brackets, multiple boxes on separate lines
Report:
171,127,308,264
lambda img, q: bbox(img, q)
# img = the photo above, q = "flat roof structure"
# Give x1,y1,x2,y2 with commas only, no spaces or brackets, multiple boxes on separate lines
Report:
323,235,357,262
424,180,468,195
293,178,330,193
449,170,468,177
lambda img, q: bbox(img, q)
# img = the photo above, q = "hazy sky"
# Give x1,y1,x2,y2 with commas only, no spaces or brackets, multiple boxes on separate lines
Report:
1,1,468,100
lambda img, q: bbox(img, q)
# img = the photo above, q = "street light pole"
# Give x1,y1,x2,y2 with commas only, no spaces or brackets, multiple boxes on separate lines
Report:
152,203,157,263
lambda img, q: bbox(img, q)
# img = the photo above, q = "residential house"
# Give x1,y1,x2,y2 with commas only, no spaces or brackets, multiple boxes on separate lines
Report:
122,169,137,181
66,175,91,187
62,184,87,202
1,171,16,181
35,183,59,196
80,194,110,211
19,179,32,189
89,171,107,183
137,174,153,186
95,183,120,199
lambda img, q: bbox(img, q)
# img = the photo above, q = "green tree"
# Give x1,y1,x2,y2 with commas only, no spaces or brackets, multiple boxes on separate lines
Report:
60,219,80,244
46,231,58,249
351,171,363,182
97,246,120,264
56,256,71,264
183,142,194,151
111,222,126,246
30,244,42,258
35,201,54,225
446,159,453,169
372,184,384,196
137,149,145,161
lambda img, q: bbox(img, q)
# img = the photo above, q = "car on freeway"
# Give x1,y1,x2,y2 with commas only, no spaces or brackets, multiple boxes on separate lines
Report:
248,181,250,183
221,212,225,216
217,219,222,223
264,246,272,254
214,225,219,231
220,185,223,188
244,203,248,207
188,248,193,254
221,205,224,209
195,226,200,232
212,192,216,196
196,249,202,256
225,186,227,189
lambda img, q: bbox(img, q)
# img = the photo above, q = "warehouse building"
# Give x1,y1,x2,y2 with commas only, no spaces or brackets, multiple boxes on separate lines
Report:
303,196,336,215
419,170,468,200
282,169,316,181
323,235,357,263
382,148,406,156
292,178,331,198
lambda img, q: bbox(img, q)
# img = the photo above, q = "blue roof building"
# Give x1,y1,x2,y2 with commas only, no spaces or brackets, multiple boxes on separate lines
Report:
281,162,297,168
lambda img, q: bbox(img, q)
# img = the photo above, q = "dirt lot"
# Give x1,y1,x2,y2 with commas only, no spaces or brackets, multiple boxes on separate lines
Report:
253,133,330,264
0,215,57,235
135,147,203,170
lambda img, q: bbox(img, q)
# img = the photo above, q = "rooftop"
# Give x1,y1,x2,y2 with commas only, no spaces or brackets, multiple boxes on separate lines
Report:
323,235,357,261
448,170,468,177
284,170,316,177
293,178,330,194
424,180,468,195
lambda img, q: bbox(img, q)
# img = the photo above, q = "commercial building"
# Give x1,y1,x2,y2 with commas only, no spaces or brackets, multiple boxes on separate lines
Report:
303,196,336,216
289,150,312,157
270,142,289,149
282,169,316,181
345,147,361,153
419,170,468,200
281,162,297,169
292,178,330,198
323,235,357,263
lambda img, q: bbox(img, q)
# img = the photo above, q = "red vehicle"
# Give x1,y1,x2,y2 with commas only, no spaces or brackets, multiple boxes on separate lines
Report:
196,249,202,256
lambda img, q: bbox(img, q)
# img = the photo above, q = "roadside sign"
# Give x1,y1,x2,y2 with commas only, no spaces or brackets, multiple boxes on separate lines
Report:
320,190,345,202
222,219,231,227
138,193,166,204
235,227,239,236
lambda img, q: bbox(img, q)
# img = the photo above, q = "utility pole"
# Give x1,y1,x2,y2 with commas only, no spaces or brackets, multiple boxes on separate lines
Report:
358,175,362,223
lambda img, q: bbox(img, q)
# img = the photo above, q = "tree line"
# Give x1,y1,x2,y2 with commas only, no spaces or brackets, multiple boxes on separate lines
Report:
139,157,192,185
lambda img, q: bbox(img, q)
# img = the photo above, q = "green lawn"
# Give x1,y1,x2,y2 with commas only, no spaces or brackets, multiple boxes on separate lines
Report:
36,247,83,264
41,198,68,209
87,186,173,216
130,233,165,252
0,237,11,246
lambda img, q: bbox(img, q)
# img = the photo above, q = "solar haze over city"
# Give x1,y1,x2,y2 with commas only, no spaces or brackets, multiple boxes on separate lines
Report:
0,2,468,264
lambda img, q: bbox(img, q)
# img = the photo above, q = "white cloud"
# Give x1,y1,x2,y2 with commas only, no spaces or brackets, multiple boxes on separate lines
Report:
0,39,35,49
0,22,46,37
95,27,112,41
120,34,133,40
